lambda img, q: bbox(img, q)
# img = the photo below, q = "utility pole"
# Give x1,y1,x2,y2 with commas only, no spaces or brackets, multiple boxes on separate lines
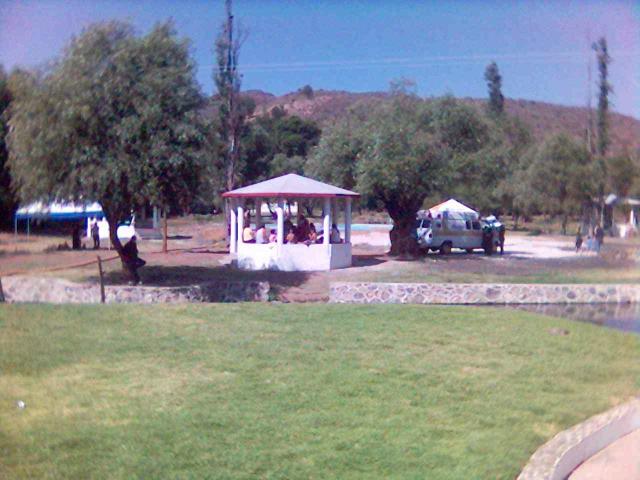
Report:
224,0,239,192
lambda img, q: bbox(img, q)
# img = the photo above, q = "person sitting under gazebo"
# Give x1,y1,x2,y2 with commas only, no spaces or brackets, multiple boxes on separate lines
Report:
243,221,255,243
255,224,268,244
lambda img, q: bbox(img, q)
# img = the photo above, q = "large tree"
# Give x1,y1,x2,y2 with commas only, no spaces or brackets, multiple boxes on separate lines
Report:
0,67,17,229
8,21,206,281
356,94,447,255
484,61,504,116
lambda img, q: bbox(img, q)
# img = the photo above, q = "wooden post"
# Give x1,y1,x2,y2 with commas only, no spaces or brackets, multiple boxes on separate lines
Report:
97,256,106,304
0,277,5,303
162,208,168,253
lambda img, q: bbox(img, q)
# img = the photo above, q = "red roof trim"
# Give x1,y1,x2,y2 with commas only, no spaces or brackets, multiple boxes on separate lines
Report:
222,192,360,198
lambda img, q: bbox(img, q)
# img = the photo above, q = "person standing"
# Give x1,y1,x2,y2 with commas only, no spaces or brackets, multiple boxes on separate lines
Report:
91,219,100,249
594,224,604,253
498,223,506,255
72,223,82,250
122,235,145,284
575,229,583,253
482,224,493,255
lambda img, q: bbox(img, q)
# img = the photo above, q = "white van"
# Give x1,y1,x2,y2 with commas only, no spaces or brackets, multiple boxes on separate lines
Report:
416,211,498,254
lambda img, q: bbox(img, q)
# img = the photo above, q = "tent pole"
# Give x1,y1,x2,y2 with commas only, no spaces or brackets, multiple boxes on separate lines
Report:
27,218,30,238
14,215,17,238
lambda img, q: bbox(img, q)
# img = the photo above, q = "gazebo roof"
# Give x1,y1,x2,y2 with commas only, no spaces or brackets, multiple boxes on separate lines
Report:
222,173,360,198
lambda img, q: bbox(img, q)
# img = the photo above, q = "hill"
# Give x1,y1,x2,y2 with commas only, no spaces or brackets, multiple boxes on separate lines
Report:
235,89,640,157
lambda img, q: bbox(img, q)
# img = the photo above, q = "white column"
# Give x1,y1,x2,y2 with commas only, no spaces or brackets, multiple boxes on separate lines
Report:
345,197,352,244
323,197,331,245
152,206,160,229
276,198,284,245
229,199,237,253
256,198,263,228
237,203,245,244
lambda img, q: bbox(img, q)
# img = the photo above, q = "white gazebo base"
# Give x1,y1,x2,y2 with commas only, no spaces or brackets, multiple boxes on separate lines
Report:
237,243,352,271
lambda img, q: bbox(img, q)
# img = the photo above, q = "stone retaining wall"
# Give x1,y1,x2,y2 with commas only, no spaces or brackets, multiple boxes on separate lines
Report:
330,282,640,304
2,276,269,304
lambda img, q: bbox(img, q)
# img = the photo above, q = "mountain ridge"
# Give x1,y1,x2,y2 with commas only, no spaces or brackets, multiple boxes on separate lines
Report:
235,88,640,157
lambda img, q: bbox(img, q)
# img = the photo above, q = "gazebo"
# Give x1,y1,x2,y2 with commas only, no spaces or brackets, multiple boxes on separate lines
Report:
222,174,360,271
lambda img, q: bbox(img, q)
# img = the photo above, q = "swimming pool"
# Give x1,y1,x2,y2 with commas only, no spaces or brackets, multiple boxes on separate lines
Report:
486,303,640,334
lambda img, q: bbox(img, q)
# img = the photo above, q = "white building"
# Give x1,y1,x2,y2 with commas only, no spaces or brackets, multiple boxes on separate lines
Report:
223,174,360,271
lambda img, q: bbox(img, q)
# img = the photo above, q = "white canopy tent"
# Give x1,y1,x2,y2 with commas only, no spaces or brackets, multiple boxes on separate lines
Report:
428,199,479,219
223,174,360,271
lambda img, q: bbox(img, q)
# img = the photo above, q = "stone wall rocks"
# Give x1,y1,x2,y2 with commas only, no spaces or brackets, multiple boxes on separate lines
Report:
330,282,640,305
3,276,269,304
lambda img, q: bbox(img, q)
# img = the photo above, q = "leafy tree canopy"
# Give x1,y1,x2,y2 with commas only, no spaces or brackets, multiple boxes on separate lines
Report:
356,94,447,254
309,92,504,254
0,66,17,228
8,20,208,277
524,134,598,233
239,110,321,184
306,117,364,192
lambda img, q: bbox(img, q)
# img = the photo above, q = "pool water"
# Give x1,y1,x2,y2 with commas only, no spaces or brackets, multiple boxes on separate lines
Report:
488,303,640,334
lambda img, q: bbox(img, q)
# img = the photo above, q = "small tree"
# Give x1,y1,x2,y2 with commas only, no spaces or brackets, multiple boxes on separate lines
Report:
592,37,612,157
8,21,206,281
606,153,638,197
524,134,597,234
484,61,504,116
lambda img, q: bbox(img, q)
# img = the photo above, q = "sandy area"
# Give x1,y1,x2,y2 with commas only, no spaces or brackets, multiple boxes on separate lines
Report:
1,221,638,303
351,229,587,259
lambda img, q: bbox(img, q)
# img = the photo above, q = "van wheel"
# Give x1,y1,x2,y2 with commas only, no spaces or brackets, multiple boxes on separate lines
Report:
440,242,452,255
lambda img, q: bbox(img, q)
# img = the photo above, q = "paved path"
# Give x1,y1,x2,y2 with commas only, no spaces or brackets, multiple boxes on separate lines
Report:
568,429,640,479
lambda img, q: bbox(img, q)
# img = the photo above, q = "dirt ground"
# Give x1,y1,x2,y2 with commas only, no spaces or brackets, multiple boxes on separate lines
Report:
1,219,638,302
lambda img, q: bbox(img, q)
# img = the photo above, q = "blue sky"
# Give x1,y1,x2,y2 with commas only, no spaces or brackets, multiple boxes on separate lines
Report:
1,0,638,118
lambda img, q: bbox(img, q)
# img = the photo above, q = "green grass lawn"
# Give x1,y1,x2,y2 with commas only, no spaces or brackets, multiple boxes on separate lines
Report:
1,304,638,479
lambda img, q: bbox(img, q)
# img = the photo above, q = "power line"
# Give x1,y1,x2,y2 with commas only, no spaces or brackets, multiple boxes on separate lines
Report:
199,50,640,72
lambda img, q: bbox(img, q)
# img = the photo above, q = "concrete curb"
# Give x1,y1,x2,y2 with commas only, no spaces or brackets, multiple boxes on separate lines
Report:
518,398,640,480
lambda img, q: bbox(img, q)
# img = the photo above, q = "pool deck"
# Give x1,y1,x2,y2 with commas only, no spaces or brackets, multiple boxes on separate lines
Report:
568,429,640,479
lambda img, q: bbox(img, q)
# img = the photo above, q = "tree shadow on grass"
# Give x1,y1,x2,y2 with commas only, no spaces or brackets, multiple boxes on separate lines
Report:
94,264,312,298
352,254,387,267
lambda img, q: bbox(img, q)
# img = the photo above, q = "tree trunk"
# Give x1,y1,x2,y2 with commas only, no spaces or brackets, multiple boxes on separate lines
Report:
561,215,568,235
162,207,168,253
388,217,420,256
106,214,137,283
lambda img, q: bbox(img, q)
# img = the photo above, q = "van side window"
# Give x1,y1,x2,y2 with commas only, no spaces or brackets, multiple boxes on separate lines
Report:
472,221,481,230
465,220,471,230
